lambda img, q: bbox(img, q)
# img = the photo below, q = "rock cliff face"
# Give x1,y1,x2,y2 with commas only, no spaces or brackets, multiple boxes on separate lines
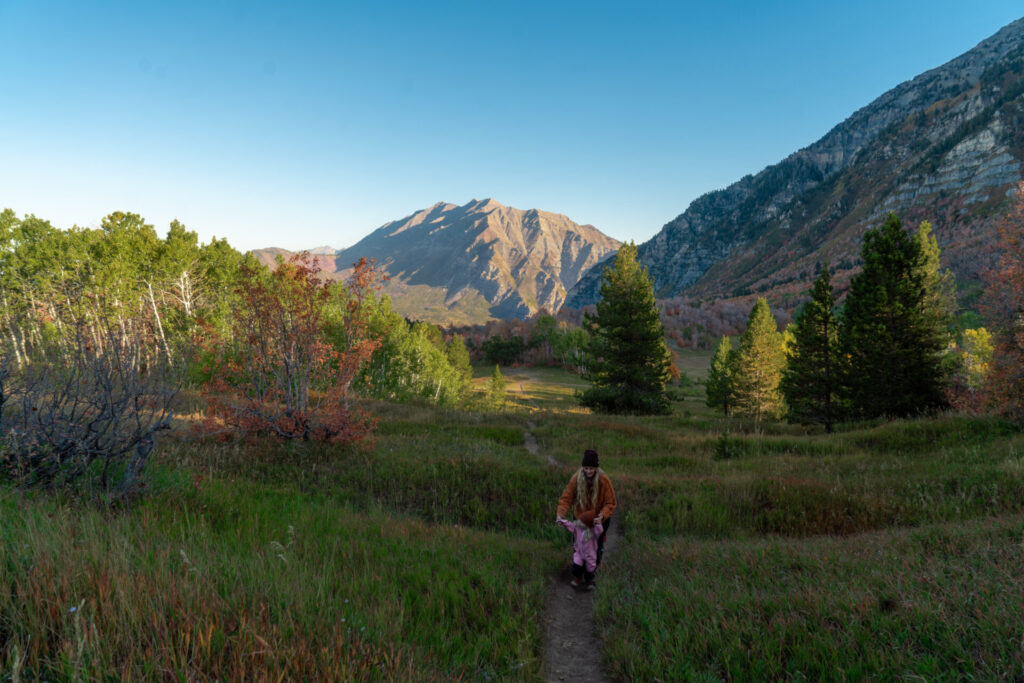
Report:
565,17,1024,309
255,199,620,324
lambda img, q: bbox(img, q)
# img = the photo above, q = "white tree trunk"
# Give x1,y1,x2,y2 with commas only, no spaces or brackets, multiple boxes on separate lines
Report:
148,281,173,364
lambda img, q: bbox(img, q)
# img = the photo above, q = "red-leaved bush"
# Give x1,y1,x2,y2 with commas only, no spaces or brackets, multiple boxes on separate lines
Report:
197,254,384,443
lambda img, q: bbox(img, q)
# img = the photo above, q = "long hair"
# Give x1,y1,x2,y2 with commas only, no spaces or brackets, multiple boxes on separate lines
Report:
575,467,601,511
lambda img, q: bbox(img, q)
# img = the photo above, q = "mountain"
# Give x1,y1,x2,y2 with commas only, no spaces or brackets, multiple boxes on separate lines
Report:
251,247,340,274
253,199,620,324
565,17,1024,310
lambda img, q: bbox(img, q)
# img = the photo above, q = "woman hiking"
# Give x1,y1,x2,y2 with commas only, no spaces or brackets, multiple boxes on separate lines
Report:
556,449,617,588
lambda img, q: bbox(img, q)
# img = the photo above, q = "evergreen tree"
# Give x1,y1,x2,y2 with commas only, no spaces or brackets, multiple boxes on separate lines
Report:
781,266,841,432
579,242,673,415
705,335,735,416
914,221,956,335
731,298,785,421
841,213,950,418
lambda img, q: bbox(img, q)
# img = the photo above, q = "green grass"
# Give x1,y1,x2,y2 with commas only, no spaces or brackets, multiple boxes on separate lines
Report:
3,356,1024,679
383,282,494,326
472,364,591,413
0,470,559,680
596,516,1024,680
673,347,716,382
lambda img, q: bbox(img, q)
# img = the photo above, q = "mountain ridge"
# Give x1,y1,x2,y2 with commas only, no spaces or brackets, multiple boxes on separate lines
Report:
565,16,1024,310
253,199,620,324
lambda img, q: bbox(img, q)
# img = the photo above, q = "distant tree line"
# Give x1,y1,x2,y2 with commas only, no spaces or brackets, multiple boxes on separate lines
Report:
0,209,492,497
4,185,1022,500
0,210,245,498
449,312,592,374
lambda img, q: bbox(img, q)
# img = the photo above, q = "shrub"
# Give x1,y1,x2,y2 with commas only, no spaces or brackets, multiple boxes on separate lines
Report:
0,316,177,500
198,254,382,443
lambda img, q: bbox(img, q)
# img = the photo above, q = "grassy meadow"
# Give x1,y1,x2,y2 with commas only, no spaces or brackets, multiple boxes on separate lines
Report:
2,354,1024,680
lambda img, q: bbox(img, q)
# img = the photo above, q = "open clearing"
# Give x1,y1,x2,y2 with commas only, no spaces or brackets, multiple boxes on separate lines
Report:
3,352,1024,679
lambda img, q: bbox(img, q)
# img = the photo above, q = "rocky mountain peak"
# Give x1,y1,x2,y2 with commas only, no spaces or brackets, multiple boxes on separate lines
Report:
565,16,1024,310
254,199,620,324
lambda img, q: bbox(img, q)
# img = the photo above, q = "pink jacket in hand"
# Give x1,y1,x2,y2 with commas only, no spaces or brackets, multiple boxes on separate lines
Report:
557,517,604,572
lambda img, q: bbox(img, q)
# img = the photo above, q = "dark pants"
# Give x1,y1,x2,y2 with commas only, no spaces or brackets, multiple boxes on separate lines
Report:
571,518,611,583
572,563,595,583
597,517,610,565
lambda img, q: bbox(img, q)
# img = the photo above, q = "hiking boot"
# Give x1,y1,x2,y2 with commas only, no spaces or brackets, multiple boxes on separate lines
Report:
570,578,581,588
584,579,596,591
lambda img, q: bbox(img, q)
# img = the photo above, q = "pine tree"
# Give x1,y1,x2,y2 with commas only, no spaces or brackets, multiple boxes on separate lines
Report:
841,212,950,418
705,336,735,416
579,242,673,415
781,266,841,431
915,221,956,334
731,298,785,421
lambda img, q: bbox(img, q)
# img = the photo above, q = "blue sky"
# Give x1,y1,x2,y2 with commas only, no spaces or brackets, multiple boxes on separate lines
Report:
1,1,1021,251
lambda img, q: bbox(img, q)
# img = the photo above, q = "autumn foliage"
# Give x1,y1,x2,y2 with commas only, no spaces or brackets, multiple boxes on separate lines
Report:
198,254,384,442
981,183,1024,421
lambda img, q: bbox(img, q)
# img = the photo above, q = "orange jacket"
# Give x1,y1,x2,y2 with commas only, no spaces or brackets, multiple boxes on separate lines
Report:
557,471,617,521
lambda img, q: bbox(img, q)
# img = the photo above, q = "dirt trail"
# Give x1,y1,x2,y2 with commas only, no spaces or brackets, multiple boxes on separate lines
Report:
524,422,560,468
524,425,618,683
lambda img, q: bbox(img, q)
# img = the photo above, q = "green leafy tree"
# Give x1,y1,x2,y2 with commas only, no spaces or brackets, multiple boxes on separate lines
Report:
481,335,526,366
445,334,474,387
731,298,785,421
486,364,506,410
705,335,735,416
781,266,841,431
842,213,950,418
0,208,247,376
90,212,160,318
960,327,994,390
553,326,590,375
356,298,472,406
530,313,559,365
154,220,202,326
579,242,672,415
947,327,993,405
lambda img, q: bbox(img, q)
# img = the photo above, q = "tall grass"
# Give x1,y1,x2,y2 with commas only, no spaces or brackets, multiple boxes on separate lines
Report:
4,358,1024,679
595,515,1024,680
167,417,567,542
0,475,559,680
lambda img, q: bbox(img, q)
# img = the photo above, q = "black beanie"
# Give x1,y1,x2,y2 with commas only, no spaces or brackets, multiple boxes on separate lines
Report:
582,449,599,467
